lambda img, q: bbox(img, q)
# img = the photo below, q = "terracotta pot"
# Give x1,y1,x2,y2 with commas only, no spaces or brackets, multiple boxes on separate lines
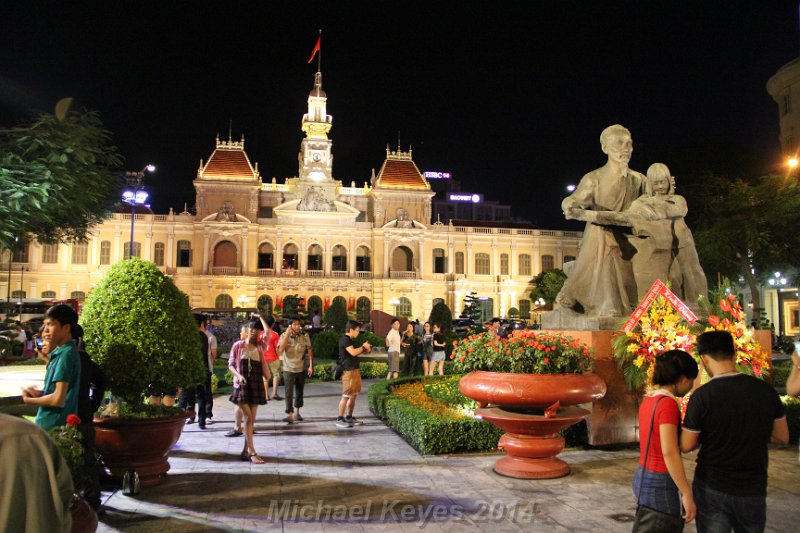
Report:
458,371,607,409
94,412,188,487
459,372,607,479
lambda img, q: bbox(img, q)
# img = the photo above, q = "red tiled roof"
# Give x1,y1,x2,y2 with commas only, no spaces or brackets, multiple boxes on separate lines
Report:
200,147,257,181
375,159,429,190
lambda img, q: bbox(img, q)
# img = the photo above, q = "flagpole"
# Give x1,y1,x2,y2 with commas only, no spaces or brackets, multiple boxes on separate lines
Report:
317,29,322,73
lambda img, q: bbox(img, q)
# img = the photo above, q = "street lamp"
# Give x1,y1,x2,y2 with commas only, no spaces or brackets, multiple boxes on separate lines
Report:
768,271,788,287
769,272,789,338
237,294,249,308
122,165,155,259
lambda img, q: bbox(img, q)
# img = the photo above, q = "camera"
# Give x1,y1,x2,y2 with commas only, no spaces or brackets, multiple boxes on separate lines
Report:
34,335,44,349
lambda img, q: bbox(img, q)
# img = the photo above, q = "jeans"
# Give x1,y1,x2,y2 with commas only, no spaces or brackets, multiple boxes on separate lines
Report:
632,465,682,516
283,370,306,414
693,478,766,533
179,381,208,424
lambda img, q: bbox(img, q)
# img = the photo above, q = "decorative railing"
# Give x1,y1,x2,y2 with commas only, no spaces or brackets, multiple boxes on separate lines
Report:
355,271,372,279
330,271,348,278
307,270,323,277
390,270,416,279
257,268,275,277
211,266,240,276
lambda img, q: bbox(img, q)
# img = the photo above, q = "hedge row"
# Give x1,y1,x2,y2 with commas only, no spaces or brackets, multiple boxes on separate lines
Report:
783,395,800,444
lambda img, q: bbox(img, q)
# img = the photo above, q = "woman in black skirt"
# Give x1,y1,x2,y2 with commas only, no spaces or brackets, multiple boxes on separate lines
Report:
228,320,271,463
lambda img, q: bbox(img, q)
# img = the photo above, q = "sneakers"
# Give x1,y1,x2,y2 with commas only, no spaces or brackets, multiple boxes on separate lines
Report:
335,417,353,428
224,430,243,437
345,416,364,426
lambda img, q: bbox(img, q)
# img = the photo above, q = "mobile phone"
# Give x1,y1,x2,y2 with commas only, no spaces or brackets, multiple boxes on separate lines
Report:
34,335,44,349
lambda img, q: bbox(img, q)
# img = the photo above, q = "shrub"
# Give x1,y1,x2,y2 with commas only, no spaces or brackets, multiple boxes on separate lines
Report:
782,395,800,444
355,331,383,349
428,302,453,331
310,360,388,382
324,299,349,333
312,329,340,359
81,258,206,411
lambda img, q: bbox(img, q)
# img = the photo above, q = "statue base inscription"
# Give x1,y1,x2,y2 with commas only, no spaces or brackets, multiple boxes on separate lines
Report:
541,308,622,332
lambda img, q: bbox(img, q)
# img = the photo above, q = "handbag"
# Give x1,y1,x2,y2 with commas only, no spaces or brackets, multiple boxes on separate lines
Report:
632,395,685,533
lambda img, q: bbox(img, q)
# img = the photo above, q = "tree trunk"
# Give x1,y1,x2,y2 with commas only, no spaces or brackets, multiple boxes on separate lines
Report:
739,254,761,325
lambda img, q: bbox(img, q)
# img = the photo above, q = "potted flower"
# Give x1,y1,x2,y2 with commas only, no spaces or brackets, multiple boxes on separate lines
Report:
453,330,606,479
80,258,206,487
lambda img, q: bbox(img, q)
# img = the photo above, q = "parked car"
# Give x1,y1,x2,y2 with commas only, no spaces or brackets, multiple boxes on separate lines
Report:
452,318,477,334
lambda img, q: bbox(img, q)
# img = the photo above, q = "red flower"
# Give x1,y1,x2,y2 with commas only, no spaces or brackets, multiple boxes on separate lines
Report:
708,315,720,327
720,299,732,312
66,414,81,427
452,340,457,346
543,357,550,364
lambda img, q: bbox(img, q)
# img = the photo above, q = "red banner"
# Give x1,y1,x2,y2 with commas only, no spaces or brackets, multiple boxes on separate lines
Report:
622,279,697,332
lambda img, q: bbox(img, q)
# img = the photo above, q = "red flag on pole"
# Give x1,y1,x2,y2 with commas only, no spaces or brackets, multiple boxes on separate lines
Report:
307,35,321,64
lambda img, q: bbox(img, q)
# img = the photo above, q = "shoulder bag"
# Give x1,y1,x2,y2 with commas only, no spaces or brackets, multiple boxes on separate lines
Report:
632,395,685,533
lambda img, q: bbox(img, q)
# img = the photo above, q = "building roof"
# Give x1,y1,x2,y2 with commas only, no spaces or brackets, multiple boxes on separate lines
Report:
374,148,429,190
197,136,260,181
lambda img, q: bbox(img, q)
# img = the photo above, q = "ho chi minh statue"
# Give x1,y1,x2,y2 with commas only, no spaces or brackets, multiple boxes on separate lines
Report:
542,125,708,331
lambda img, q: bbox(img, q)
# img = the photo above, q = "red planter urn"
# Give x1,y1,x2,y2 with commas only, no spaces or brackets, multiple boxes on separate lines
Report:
459,371,607,479
93,412,189,487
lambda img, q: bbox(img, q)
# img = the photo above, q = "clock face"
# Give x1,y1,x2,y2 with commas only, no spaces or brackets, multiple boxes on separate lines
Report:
312,153,322,162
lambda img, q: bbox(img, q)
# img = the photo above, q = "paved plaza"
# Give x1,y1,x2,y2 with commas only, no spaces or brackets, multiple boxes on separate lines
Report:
94,379,800,533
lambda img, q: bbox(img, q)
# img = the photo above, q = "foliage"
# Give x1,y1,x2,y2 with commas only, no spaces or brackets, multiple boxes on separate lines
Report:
6,357,46,366
459,292,482,322
781,395,800,444
311,329,340,359
507,307,520,319
81,258,206,411
48,414,84,474
428,301,453,331
257,295,273,317
324,298,349,333
451,330,593,374
310,360,388,382
529,268,567,308
0,108,122,249
423,375,477,411
612,295,696,391
772,360,792,388
355,330,384,350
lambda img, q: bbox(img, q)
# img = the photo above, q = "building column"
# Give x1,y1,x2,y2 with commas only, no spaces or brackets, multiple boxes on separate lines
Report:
166,233,175,267
510,245,517,277
383,236,390,278
349,237,356,277
466,242,473,277
324,240,332,276
203,233,210,275
275,237,283,276
300,238,307,275
144,231,153,261
492,243,499,276
241,230,249,275
418,238,425,278
447,242,454,275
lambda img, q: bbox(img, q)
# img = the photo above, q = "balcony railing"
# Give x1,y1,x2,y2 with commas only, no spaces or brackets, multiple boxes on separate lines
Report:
257,268,275,277
330,270,348,278
390,270,417,279
211,266,240,276
355,271,372,279
307,269,323,277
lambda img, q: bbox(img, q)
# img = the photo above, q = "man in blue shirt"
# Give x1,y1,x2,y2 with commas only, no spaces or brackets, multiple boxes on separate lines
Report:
22,304,81,431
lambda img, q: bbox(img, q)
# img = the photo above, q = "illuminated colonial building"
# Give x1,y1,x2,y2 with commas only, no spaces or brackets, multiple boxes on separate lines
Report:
1,70,581,324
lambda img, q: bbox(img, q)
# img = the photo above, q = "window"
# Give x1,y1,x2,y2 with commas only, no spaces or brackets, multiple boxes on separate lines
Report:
519,299,531,319
100,241,111,265
332,245,347,271
564,255,576,264
11,245,28,263
154,242,165,266
432,248,447,274
356,296,371,322
215,294,233,309
282,243,298,270
71,243,88,265
307,244,323,271
11,290,26,300
455,252,465,274
123,242,142,260
541,254,554,272
519,254,531,276
307,295,323,316
177,240,192,267
500,253,509,275
356,246,371,272
397,296,412,318
42,244,59,264
257,243,274,270
475,253,490,275
70,291,86,303
41,290,56,299
783,92,792,115
257,294,273,316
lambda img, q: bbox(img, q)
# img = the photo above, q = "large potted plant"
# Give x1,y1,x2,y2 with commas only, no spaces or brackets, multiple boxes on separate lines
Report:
80,258,205,487
454,330,606,479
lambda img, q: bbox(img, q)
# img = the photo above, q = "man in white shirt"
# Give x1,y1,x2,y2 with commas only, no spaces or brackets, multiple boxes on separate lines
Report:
385,318,401,380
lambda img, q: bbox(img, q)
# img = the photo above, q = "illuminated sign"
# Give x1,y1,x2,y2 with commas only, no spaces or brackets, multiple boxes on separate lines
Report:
449,193,482,203
424,171,451,179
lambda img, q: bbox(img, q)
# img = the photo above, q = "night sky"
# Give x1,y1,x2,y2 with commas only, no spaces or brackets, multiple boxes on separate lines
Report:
2,2,799,229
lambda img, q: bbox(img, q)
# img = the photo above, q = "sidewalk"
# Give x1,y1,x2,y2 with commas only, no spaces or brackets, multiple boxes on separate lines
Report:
95,378,799,532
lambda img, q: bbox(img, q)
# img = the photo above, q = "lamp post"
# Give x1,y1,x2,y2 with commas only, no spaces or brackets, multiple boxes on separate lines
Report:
237,294,249,309
122,165,155,259
769,272,788,337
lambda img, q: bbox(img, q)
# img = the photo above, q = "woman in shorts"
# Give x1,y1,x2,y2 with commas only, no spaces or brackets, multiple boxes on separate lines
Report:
429,323,446,375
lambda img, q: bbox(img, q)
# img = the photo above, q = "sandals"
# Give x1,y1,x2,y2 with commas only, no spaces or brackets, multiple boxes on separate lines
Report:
249,454,266,464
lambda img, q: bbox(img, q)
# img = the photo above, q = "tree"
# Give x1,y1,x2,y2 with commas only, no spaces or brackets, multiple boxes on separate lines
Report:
282,295,299,321
429,301,453,330
0,107,122,249
685,173,800,321
530,269,567,309
324,298,349,333
460,292,482,322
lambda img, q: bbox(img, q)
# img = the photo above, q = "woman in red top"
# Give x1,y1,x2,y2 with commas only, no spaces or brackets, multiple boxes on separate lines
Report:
633,350,698,524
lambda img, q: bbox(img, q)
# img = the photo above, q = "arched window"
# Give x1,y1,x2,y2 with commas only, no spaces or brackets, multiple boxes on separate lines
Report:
391,246,413,271
519,299,531,319
356,246,371,272
500,253,509,275
332,245,347,271
332,295,347,310
215,294,233,309
356,296,371,322
123,242,142,260
213,240,237,267
177,240,192,267
455,252,465,274
153,242,165,266
70,291,86,303
432,248,446,274
307,295,323,316
100,241,111,265
11,290,26,300
257,294,273,316
42,244,59,264
519,254,532,276
541,254,554,272
397,296,412,318
307,244,323,271
282,243,298,270
71,243,88,265
258,243,274,270
41,290,56,299
11,244,28,263
564,255,576,264
475,253,490,275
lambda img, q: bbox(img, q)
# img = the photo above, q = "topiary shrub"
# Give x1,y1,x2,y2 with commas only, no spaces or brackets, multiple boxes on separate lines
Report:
81,258,206,412
311,329,340,359
428,301,453,331
324,299,349,333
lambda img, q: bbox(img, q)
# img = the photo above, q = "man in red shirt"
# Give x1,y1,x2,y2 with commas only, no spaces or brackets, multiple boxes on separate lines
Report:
258,315,282,400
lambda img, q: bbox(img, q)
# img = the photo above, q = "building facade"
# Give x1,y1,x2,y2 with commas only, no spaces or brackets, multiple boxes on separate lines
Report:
1,70,581,324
